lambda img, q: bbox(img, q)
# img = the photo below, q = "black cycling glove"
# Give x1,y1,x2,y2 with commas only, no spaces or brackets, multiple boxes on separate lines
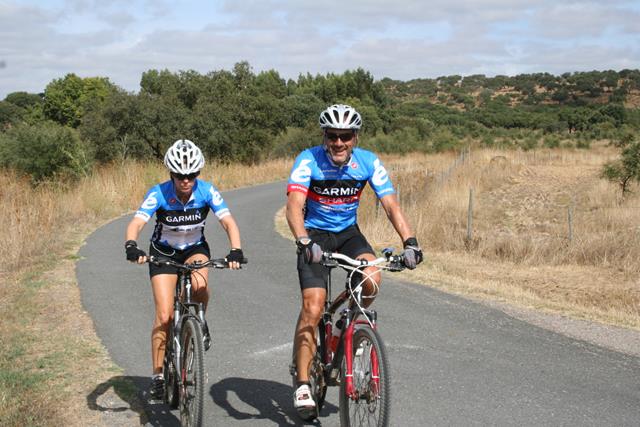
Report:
403,237,423,270
296,237,323,264
125,240,146,262
225,248,244,264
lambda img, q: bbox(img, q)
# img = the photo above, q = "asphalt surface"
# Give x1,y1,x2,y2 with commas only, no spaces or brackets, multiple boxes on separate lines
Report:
77,180,640,426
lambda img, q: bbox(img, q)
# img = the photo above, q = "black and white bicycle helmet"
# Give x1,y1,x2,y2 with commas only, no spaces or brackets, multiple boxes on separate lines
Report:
163,139,205,174
318,104,362,130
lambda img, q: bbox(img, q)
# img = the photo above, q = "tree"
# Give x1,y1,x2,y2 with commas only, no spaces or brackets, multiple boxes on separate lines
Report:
5,91,43,109
0,122,92,183
0,101,24,127
43,73,115,127
601,141,640,196
255,70,287,98
80,89,150,162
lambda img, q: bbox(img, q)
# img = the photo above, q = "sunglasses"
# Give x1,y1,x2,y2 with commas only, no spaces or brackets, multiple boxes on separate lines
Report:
172,172,200,181
325,132,355,142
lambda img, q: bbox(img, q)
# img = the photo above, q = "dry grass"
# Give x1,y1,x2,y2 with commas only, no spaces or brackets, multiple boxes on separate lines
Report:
356,144,640,328
0,159,290,426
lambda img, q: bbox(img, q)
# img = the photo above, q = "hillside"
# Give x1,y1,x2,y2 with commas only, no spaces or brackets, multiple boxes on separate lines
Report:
380,69,640,109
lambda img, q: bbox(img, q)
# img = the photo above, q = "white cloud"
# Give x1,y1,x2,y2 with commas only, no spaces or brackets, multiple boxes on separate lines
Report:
1,0,639,98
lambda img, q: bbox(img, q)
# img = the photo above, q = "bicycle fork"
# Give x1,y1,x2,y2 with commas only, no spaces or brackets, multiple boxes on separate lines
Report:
342,309,379,400
173,301,182,379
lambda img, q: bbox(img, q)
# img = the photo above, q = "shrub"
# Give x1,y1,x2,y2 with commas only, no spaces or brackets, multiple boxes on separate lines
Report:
0,123,93,183
269,123,319,158
543,135,560,148
521,136,538,151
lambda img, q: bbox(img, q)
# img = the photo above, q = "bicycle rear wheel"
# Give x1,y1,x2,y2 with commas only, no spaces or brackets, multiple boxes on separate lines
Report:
180,316,205,426
291,322,327,421
164,325,179,408
339,326,390,427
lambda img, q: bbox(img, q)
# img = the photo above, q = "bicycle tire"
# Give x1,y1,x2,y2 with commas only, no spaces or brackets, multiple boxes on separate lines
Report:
339,326,390,427
312,321,328,411
291,322,327,421
164,325,179,408
180,316,205,427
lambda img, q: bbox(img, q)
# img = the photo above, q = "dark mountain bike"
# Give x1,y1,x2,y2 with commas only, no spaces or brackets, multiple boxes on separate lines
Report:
148,255,247,427
291,249,406,426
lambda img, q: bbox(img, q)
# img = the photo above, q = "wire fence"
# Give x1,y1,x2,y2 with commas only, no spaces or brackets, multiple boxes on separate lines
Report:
376,146,472,214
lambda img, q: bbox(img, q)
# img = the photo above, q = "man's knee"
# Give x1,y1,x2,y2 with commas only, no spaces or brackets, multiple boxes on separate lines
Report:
350,268,381,289
300,291,324,323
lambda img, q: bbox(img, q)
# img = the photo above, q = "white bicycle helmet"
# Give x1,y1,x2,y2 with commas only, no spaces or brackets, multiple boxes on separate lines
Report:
163,139,205,174
319,104,362,130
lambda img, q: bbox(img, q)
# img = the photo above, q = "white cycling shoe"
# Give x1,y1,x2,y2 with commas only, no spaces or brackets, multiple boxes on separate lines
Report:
293,384,316,410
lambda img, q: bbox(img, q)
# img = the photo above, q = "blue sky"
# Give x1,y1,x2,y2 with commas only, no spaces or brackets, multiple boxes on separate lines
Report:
1,0,639,98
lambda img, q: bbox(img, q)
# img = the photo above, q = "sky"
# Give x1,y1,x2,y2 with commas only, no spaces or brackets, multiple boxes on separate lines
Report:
1,0,639,98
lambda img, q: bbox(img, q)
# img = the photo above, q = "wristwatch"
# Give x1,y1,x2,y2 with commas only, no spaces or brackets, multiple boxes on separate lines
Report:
296,237,311,246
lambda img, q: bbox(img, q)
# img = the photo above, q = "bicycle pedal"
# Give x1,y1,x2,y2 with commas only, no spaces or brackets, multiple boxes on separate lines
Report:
296,405,318,421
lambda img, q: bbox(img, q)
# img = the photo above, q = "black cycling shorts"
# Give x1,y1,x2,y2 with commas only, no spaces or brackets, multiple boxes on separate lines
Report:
148,241,211,277
297,224,374,290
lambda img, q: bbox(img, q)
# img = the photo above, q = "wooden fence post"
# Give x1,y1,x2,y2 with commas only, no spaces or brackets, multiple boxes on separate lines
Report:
467,188,474,243
568,203,574,242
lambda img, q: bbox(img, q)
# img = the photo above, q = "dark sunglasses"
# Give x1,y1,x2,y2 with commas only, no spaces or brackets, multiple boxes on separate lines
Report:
172,172,200,181
325,132,355,142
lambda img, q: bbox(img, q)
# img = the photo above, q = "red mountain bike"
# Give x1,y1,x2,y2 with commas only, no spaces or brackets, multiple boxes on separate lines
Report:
291,249,406,426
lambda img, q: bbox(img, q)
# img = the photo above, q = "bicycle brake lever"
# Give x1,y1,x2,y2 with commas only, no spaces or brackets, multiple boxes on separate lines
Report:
382,247,395,258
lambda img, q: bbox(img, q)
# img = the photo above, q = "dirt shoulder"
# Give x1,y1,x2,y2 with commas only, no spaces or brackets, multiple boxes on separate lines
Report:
1,221,145,426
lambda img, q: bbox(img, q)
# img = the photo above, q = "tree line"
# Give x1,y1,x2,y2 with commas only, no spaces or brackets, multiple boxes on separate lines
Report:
1,62,639,184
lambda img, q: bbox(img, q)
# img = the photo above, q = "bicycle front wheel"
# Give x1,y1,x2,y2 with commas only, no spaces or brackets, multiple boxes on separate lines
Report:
339,326,390,427
180,316,205,426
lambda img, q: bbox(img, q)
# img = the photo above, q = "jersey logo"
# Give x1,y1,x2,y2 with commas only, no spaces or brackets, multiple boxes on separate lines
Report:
165,212,203,223
351,162,358,169
290,159,312,183
209,187,224,206
371,159,389,187
141,191,158,210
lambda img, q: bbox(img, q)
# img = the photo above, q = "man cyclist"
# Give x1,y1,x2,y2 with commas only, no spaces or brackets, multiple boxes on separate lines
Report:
124,139,244,400
286,104,423,413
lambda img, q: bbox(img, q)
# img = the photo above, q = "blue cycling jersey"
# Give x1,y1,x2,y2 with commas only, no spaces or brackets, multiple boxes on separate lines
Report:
135,179,230,250
287,146,395,233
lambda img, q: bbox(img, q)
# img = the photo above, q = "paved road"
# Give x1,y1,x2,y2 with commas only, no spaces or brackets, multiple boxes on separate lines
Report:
77,181,640,426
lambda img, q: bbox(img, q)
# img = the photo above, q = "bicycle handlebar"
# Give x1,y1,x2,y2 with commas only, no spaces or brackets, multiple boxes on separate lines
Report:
147,255,248,270
320,248,405,271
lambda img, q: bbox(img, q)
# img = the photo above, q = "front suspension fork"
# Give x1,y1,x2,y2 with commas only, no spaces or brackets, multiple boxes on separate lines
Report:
343,309,378,399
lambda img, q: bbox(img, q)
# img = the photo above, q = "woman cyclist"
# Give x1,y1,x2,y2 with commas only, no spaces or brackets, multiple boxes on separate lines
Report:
124,139,244,400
